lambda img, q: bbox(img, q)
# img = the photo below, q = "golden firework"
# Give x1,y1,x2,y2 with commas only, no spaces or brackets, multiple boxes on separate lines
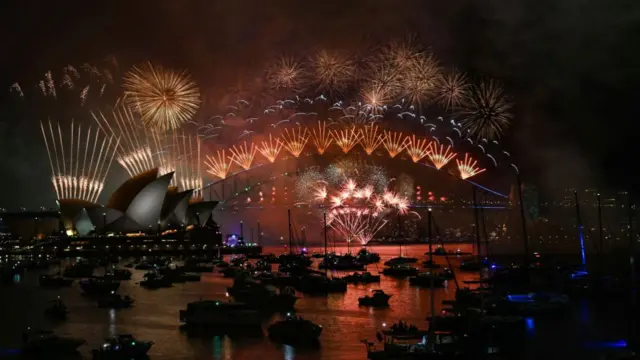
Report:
123,62,200,132
456,153,486,180
258,134,283,163
427,144,456,169
332,126,361,154
405,135,431,163
204,150,232,180
382,130,407,158
359,124,385,155
311,121,333,155
280,127,310,157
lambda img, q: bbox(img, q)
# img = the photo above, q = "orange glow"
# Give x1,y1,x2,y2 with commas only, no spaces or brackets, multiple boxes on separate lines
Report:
456,153,486,180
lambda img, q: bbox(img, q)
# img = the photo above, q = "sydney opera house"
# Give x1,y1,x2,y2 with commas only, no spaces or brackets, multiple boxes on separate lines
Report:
57,168,218,236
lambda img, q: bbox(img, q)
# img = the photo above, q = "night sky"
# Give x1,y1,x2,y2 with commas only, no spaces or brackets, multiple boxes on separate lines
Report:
1,0,639,209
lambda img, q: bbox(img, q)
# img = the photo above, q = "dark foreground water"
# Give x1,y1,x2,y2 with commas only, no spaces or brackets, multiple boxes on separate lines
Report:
0,245,634,360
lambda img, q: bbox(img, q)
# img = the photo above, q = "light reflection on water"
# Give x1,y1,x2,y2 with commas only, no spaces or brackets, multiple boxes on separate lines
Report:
0,244,629,359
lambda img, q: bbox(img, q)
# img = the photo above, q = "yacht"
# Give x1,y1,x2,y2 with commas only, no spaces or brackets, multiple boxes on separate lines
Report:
80,278,120,296
268,315,322,344
103,268,132,281
382,265,419,277
384,257,418,266
359,290,391,307
97,292,134,309
409,273,447,288
227,278,297,310
91,334,152,359
39,274,73,288
22,329,85,356
343,272,381,284
179,300,263,327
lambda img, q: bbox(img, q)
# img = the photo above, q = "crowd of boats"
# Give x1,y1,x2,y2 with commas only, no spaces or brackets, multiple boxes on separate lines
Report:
1,243,637,359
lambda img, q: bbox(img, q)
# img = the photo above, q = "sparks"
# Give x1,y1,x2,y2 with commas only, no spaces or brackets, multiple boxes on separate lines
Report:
359,124,385,155
280,127,310,157
459,80,512,140
258,134,283,163
382,130,407,158
229,142,257,170
311,121,333,155
456,153,486,180
205,149,232,180
332,126,361,153
405,135,431,163
427,144,456,169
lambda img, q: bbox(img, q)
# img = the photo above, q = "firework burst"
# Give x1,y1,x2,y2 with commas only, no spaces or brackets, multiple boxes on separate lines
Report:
459,80,512,140
401,53,441,106
280,127,310,157
382,130,408,158
123,62,200,132
229,142,257,170
310,50,354,94
205,149,232,180
405,135,431,163
266,57,306,92
456,153,486,180
437,69,469,110
332,126,362,153
427,144,456,169
359,124,385,155
311,121,333,154
258,134,283,163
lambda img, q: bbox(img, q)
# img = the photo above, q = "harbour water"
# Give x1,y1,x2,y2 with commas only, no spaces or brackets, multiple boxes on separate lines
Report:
0,244,633,359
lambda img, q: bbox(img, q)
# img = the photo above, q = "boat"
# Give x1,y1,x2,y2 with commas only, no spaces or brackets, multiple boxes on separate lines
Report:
318,254,365,271
440,268,455,280
98,292,134,309
179,260,214,273
179,300,263,327
382,265,419,277
359,290,392,307
268,315,322,344
140,272,172,289
254,260,272,272
409,273,447,288
383,257,418,266
221,267,246,278
103,268,132,281
363,323,455,359
22,329,85,356
230,256,247,266
422,260,441,269
356,248,381,264
44,298,68,320
80,278,120,296
294,274,347,294
91,334,153,359
459,259,483,272
63,262,95,278
343,272,381,284
39,274,74,288
228,277,297,310
262,253,279,264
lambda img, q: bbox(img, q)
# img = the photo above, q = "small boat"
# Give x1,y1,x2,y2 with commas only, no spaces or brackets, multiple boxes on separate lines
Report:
22,329,85,356
140,272,172,289
98,292,134,309
318,254,365,271
44,298,68,320
39,274,73,288
358,290,391,307
382,265,419,277
425,246,448,256
91,334,153,359
383,257,418,266
63,262,95,278
422,259,441,269
356,248,381,264
80,278,120,296
215,261,230,268
343,272,381,284
230,256,247,266
254,260,272,272
179,300,263,327
221,267,246,278
180,260,214,273
409,272,447,287
227,278,297,310
440,268,455,279
268,315,322,344
103,268,132,281
294,274,347,294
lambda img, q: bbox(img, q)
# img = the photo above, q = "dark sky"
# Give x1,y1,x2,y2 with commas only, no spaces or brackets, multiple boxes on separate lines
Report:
1,0,639,208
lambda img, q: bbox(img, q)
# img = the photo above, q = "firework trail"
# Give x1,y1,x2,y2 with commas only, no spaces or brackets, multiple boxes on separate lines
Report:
436,69,470,110
205,149,232,180
311,121,333,154
332,126,362,153
280,127,310,157
458,80,512,140
229,142,257,170
456,153,486,180
258,134,283,163
40,120,119,202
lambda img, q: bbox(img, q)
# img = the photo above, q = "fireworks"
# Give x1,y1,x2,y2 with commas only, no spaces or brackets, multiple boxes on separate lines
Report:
405,135,431,163
311,121,333,155
294,168,325,203
437,69,469,110
359,124,385,155
229,142,257,170
382,130,407,158
205,150,232,180
427,144,456,169
167,132,203,196
459,80,512,140
123,62,200,132
40,120,119,202
456,153,486,180
332,126,361,153
310,50,354,94
322,178,409,245
258,134,283,163
280,127,310,157
266,57,306,92
92,104,159,177
401,53,441,106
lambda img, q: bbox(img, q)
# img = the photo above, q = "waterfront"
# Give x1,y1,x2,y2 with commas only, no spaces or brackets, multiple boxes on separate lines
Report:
0,244,633,359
